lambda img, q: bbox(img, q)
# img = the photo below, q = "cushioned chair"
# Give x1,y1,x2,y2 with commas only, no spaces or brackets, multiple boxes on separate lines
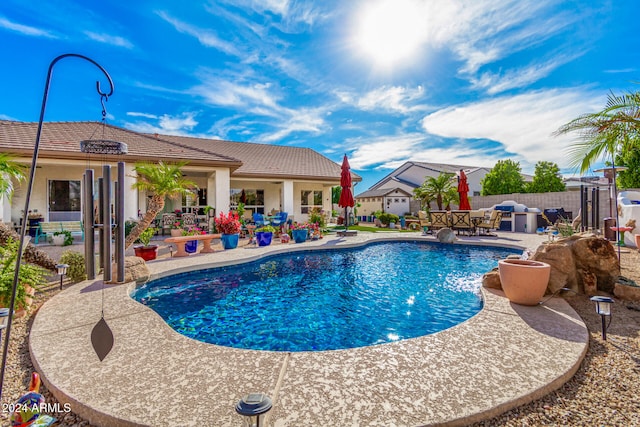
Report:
271,212,288,228
418,211,431,234
253,213,269,227
450,211,473,236
429,211,450,232
477,211,503,236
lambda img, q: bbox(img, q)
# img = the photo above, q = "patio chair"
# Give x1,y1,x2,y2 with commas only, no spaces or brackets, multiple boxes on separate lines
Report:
477,210,503,236
450,211,473,235
161,213,176,236
253,213,270,227
181,213,197,229
429,211,450,232
418,210,431,234
271,212,288,228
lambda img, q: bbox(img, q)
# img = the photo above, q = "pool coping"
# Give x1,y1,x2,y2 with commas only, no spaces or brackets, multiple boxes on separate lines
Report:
29,232,589,426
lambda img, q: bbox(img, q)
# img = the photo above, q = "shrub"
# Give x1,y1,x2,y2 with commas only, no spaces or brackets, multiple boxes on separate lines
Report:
256,225,277,233
60,250,86,283
137,228,157,246
378,213,400,226
309,208,326,228
0,239,47,310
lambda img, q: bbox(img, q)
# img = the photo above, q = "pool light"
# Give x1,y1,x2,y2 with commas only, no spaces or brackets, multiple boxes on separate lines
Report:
236,392,272,427
590,296,614,340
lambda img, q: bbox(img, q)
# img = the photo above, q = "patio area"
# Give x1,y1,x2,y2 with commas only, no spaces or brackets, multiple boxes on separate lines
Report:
28,232,589,426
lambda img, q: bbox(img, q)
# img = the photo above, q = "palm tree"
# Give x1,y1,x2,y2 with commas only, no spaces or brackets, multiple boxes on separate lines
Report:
125,161,197,249
0,153,57,270
412,185,434,211
555,90,640,173
420,172,455,210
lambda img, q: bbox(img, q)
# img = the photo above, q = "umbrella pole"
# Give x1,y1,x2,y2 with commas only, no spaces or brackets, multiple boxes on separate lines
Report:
344,206,348,231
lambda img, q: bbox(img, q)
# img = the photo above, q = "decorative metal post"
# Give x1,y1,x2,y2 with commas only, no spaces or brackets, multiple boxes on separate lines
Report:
0,54,114,401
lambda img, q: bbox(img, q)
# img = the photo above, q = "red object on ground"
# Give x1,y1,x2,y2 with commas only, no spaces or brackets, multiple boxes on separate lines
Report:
458,170,471,210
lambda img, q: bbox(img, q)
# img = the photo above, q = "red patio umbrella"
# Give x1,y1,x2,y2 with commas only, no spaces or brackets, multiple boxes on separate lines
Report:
338,154,354,230
458,170,471,210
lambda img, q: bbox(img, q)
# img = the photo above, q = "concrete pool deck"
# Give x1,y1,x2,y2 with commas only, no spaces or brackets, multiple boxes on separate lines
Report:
29,231,589,426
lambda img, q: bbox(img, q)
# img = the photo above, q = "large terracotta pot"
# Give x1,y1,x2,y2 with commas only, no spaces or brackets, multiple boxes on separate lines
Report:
635,234,640,250
170,229,183,237
498,259,551,306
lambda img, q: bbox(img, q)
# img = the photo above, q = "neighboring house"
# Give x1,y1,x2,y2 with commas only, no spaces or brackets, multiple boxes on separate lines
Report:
355,188,413,217
367,161,492,197
0,120,360,226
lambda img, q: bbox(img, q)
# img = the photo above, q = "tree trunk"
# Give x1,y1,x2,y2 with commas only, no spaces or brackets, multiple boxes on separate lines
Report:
0,222,57,271
125,195,165,249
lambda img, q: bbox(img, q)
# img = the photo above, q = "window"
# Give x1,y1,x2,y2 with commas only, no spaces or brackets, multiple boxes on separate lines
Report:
301,190,322,214
230,189,265,214
48,180,81,221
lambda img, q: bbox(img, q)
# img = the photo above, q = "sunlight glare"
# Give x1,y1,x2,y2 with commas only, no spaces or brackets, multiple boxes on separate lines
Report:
355,0,427,66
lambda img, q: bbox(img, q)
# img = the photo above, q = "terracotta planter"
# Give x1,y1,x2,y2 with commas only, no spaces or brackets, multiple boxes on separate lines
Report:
134,245,158,261
498,259,551,306
635,234,640,250
170,229,183,237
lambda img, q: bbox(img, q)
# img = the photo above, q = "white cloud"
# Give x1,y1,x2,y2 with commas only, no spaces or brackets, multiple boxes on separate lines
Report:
0,16,56,38
421,88,605,169
356,86,426,114
126,112,158,119
471,53,581,95
193,76,281,110
256,107,325,143
156,11,242,57
84,31,133,49
124,112,198,136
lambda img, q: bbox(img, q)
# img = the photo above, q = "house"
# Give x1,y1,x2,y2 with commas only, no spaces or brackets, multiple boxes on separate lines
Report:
356,161,534,214
0,120,360,226
354,188,413,218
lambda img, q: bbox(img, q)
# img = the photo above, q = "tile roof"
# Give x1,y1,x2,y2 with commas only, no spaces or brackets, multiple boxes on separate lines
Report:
0,120,242,168
158,134,361,182
0,120,361,183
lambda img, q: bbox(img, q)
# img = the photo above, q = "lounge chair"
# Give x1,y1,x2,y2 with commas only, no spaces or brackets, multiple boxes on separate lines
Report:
253,213,270,227
476,211,503,236
450,211,473,235
430,211,450,232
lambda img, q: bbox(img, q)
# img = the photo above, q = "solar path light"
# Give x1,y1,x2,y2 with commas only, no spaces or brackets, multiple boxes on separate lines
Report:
56,264,69,291
590,295,614,340
235,392,273,427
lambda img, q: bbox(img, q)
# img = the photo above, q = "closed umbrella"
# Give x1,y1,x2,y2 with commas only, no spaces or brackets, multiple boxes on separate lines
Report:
458,170,471,210
338,154,354,231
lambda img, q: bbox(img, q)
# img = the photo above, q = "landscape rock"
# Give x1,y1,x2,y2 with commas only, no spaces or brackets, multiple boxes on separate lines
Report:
531,233,619,294
436,227,456,243
108,256,150,284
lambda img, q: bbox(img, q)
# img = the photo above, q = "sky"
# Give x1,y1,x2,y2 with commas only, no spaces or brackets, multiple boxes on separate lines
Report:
1,0,638,191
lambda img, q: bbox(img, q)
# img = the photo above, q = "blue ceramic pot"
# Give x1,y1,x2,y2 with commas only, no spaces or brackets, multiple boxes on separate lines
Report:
256,231,273,246
292,229,308,243
220,233,239,249
185,240,198,253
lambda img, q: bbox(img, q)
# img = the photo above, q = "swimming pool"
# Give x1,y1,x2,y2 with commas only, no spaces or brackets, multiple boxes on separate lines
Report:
133,241,520,351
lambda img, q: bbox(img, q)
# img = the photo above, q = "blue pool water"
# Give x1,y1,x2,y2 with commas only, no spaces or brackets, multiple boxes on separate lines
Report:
133,241,520,351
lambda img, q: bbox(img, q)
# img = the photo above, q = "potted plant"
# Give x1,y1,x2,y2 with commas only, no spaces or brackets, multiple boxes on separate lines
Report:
215,211,242,249
170,219,183,237
52,230,73,246
133,227,158,261
291,222,310,243
498,258,551,306
255,225,276,246
182,225,205,253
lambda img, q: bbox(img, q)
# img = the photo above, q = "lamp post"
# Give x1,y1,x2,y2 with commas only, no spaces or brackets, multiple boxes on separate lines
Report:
0,53,114,402
590,296,614,340
235,393,273,427
56,264,69,291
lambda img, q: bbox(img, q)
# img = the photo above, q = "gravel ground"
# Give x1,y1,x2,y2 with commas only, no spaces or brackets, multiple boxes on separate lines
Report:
1,241,639,427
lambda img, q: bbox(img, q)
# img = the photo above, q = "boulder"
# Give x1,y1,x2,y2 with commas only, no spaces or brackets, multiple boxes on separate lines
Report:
108,256,150,284
531,233,619,295
436,228,456,244
482,268,502,289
